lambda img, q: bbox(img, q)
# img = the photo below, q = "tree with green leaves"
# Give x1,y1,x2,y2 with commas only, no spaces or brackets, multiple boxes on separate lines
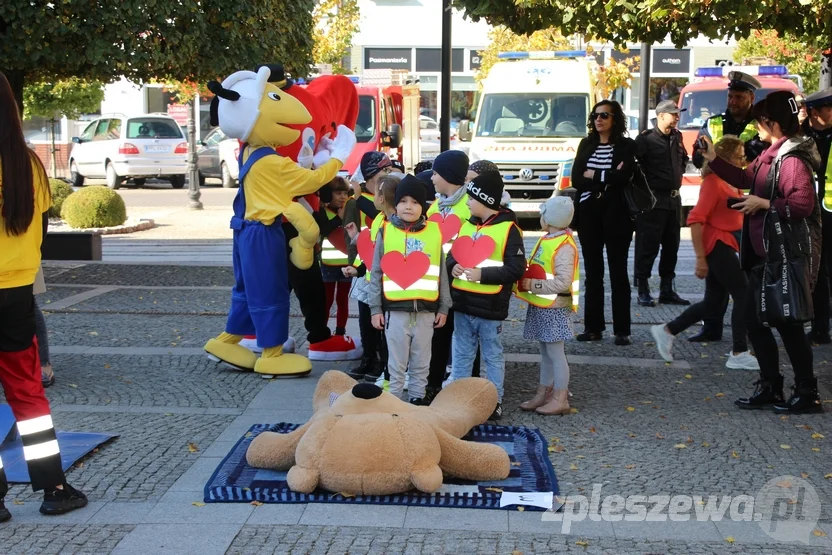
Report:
23,78,105,120
0,0,315,115
452,0,831,53
734,30,823,93
313,0,361,74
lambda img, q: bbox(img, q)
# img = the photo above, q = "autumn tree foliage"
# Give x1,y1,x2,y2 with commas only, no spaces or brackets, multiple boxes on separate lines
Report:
313,0,361,73
734,30,823,93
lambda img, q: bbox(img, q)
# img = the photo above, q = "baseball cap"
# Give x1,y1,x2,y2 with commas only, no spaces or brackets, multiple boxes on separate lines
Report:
656,100,685,115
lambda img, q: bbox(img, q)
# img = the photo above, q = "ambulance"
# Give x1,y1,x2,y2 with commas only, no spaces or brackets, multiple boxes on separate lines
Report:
677,64,802,213
465,51,600,217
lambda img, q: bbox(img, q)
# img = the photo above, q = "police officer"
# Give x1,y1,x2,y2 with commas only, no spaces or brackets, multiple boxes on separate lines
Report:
804,87,832,345
634,100,690,306
688,70,767,342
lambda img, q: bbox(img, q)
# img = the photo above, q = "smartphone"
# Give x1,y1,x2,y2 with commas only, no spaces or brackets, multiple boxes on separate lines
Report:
697,137,709,152
727,197,744,210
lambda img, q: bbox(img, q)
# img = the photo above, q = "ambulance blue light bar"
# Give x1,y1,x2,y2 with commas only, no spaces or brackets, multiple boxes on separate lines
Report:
498,51,587,60
694,65,788,78
347,75,361,84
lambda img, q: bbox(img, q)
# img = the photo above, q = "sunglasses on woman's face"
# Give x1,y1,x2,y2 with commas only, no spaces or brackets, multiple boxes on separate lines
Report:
590,112,611,121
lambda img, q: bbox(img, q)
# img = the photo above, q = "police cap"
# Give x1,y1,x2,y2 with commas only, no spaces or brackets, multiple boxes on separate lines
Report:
727,71,761,92
805,87,832,109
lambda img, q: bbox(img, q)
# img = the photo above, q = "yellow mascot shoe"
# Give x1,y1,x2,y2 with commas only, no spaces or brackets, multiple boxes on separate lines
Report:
254,354,313,379
204,338,257,371
288,237,314,270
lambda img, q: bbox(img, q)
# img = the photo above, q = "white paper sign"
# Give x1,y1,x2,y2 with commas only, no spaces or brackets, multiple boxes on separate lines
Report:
499,491,554,510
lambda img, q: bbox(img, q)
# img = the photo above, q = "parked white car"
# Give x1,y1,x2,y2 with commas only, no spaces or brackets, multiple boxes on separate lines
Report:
69,114,188,189
196,128,240,188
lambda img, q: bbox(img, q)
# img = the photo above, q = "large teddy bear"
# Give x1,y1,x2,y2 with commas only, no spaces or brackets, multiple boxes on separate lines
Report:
203,64,356,378
246,371,511,495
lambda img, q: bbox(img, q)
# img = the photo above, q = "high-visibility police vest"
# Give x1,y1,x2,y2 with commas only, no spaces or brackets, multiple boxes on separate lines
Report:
359,192,376,228
426,193,472,252
381,221,442,302
320,208,349,267
451,220,515,294
707,115,757,144
364,212,387,282
514,233,580,311
822,155,832,212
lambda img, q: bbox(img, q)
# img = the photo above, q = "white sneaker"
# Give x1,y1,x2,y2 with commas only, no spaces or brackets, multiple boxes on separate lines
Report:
238,336,296,354
726,351,760,370
651,324,674,362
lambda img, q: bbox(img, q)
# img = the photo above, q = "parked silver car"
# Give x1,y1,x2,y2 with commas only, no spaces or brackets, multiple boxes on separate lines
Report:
69,114,188,189
196,128,240,188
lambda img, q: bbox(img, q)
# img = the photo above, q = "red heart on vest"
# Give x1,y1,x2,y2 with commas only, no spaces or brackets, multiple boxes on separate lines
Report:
518,264,546,291
451,235,496,269
428,213,462,244
380,251,431,290
356,228,375,269
327,230,349,255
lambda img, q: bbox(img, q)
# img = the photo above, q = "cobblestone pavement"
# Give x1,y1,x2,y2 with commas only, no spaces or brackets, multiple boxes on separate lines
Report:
0,252,828,554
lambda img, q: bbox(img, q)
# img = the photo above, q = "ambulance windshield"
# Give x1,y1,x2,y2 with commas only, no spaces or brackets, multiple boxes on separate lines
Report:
679,88,780,130
475,93,589,138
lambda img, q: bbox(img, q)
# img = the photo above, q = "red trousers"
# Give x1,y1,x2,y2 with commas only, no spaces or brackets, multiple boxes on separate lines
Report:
324,281,350,331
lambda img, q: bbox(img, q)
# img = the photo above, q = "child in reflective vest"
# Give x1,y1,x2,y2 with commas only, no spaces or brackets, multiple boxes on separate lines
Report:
315,177,360,336
344,173,402,381
367,175,451,403
515,197,579,415
446,171,526,420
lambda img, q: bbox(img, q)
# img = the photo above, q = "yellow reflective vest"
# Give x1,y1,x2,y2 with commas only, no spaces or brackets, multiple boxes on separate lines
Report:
822,155,832,212
381,221,442,302
514,233,580,311
364,213,387,283
320,208,349,267
451,220,514,295
707,115,757,144
359,192,376,229
426,193,472,253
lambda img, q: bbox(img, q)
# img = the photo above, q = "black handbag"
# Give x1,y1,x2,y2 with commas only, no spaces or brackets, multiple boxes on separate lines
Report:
623,162,656,218
749,194,814,327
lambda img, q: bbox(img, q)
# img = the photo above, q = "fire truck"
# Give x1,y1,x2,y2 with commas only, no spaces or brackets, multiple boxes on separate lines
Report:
676,64,803,217
341,70,421,177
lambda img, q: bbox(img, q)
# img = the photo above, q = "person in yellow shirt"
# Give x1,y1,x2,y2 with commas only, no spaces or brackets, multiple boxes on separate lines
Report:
0,71,87,521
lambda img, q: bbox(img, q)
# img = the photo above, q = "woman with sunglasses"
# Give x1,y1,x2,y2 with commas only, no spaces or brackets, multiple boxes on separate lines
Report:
701,91,823,414
571,100,637,345
0,72,87,521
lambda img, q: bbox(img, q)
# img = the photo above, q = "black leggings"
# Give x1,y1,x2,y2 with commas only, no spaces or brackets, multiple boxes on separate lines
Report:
743,274,813,381
667,241,748,353
358,301,387,369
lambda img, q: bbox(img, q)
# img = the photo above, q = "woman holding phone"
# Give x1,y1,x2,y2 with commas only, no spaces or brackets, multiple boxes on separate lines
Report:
650,136,758,370
700,91,822,414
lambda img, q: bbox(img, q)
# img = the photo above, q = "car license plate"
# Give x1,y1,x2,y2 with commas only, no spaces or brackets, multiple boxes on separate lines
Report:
145,145,169,152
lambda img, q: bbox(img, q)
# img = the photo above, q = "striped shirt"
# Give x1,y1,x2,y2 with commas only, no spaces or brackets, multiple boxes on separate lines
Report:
580,143,614,202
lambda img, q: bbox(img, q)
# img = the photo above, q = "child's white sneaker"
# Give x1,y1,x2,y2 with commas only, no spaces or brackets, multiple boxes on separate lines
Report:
726,351,760,370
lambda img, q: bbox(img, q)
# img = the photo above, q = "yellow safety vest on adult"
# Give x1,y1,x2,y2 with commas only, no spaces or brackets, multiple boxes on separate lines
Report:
707,115,758,144
514,233,580,311
381,221,443,302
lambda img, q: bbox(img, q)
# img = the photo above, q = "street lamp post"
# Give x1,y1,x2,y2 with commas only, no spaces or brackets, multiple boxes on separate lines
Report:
187,96,203,210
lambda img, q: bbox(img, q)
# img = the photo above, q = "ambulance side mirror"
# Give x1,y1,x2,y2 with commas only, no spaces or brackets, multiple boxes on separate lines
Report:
458,120,473,142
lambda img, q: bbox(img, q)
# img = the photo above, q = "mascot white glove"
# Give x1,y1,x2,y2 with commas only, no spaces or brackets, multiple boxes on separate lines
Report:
329,125,357,164
312,133,335,169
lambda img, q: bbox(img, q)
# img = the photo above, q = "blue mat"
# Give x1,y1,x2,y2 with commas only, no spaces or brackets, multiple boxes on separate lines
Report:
204,423,558,510
0,405,117,483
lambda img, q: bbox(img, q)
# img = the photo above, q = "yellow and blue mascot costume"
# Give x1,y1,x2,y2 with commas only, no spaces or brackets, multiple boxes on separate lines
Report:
203,63,356,377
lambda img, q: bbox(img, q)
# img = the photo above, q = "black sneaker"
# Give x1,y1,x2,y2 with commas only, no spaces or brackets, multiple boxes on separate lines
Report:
614,335,631,346
348,355,375,380
490,403,503,420
409,397,425,406
0,500,10,523
423,386,441,405
576,332,602,342
40,483,88,515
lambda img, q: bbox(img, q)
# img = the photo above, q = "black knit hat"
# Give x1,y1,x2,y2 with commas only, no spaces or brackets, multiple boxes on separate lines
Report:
432,150,469,186
466,170,503,210
469,160,499,176
394,174,428,215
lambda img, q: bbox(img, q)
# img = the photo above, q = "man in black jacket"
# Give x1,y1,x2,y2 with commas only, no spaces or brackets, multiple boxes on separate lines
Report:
804,87,832,345
634,100,690,307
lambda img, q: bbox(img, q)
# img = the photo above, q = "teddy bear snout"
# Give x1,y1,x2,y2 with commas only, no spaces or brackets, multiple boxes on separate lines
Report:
352,383,383,399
